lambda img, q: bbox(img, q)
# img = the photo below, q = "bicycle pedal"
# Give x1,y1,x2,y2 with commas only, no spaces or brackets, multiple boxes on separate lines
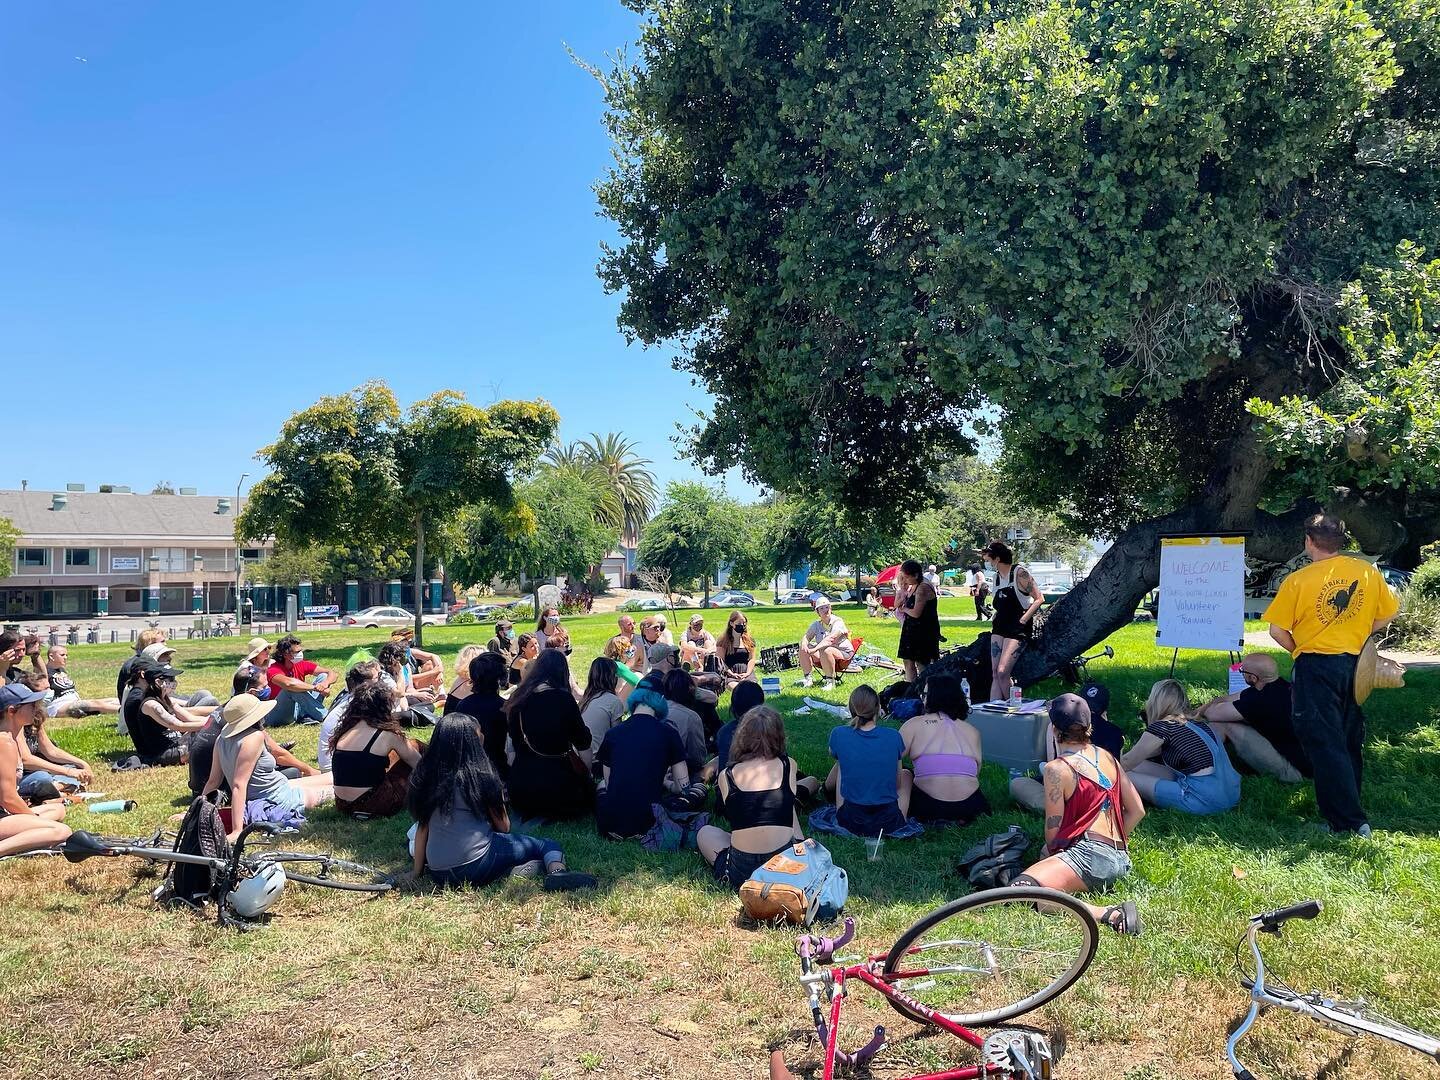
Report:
982,1030,1052,1079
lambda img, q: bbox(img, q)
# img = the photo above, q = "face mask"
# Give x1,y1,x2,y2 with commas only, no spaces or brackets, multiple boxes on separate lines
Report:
293,651,305,662
546,615,559,625
735,623,747,634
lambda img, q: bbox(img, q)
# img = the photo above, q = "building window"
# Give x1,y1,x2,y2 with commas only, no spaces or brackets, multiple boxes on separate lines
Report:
64,548,94,568
124,590,141,603
151,547,188,572
241,548,263,562
17,549,49,569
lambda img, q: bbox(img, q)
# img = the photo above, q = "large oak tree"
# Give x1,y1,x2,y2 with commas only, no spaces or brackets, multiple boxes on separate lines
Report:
597,0,1440,682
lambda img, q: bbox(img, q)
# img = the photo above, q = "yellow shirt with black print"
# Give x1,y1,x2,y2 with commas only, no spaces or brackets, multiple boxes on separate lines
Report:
1262,556,1400,657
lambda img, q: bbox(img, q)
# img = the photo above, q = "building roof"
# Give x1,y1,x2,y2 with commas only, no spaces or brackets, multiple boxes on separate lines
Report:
0,490,250,543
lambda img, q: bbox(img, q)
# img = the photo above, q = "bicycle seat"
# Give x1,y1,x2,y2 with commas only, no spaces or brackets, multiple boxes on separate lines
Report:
61,830,115,863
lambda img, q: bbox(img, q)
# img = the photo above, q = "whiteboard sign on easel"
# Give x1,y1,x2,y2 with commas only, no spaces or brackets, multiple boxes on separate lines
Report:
1157,536,1246,651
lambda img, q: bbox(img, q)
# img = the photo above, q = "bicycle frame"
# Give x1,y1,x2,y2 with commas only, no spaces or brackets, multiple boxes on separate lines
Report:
778,918,1039,1080
1227,909,1440,1078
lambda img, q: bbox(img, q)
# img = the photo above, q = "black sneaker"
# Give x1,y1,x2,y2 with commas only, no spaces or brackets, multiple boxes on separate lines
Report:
542,870,598,892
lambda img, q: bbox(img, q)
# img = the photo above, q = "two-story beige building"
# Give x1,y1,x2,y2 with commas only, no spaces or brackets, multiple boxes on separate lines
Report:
0,487,271,619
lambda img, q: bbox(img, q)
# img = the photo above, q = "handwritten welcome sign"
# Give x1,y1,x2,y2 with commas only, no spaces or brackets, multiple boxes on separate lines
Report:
1157,536,1245,651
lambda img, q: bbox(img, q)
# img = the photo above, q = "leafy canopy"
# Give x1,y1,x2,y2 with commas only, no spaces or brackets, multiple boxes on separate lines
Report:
638,481,746,589
598,0,1438,541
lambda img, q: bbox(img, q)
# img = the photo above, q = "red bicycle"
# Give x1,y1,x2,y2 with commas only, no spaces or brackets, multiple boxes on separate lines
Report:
769,886,1100,1080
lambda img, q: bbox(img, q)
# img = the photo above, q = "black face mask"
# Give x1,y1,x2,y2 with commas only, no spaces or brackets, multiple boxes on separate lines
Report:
735,623,747,634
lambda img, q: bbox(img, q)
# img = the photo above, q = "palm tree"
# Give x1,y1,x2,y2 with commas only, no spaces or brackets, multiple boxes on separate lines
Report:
577,433,658,544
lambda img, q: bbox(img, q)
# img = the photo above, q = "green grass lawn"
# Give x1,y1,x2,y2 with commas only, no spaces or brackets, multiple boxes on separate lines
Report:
3,601,1437,1079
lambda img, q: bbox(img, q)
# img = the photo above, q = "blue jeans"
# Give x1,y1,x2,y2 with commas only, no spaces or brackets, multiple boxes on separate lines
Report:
19,770,81,798
429,833,562,888
266,682,327,725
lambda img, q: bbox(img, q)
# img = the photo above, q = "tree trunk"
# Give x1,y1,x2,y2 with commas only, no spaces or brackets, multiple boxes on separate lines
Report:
413,512,426,647
702,573,711,609
855,561,862,599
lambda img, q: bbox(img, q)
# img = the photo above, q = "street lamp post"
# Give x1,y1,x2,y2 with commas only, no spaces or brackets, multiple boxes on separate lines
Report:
194,554,206,617
235,472,249,617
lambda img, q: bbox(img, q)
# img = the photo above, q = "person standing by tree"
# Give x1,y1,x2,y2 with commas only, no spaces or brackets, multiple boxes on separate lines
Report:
985,542,1044,703
896,559,941,682
1264,514,1399,836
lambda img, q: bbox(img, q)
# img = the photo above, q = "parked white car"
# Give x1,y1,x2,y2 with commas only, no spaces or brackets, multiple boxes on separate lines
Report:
341,606,443,628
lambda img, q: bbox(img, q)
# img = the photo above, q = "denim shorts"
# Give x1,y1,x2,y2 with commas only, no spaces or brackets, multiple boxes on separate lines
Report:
1055,837,1132,892
1153,770,1239,815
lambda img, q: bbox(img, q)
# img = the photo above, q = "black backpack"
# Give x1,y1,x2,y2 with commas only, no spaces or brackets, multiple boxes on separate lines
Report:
956,826,1031,891
165,794,232,908
913,631,993,700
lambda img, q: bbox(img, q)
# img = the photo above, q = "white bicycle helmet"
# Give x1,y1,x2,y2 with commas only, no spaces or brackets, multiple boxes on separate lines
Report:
226,862,287,918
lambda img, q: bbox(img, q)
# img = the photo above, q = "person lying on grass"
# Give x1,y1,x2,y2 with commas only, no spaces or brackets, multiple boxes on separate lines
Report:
1009,694,1146,936
824,684,912,838
0,682,72,856
44,645,122,718
405,715,596,892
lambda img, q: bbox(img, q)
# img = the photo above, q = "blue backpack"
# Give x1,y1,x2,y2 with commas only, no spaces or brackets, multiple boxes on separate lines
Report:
739,838,849,925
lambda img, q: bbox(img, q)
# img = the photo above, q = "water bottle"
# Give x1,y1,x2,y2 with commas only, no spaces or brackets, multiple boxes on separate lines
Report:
89,799,137,814
960,677,971,704
1009,685,1023,709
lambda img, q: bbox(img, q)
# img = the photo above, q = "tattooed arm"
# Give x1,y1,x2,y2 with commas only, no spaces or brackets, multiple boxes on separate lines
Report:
1041,760,1069,855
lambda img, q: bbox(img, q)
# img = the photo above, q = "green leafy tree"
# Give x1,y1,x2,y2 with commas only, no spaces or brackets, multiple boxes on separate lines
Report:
0,517,20,572
598,0,1440,680
238,381,557,643
250,542,334,588
638,481,745,606
545,433,659,542
151,481,176,495
765,495,897,596
448,465,620,598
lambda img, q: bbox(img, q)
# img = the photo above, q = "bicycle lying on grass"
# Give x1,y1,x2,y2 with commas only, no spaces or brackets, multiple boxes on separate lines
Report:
771,886,1100,1079
1227,900,1440,1078
60,822,393,930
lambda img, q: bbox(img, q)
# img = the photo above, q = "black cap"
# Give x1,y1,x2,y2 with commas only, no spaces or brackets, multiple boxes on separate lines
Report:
143,661,185,679
1081,683,1109,719
1048,693,1092,734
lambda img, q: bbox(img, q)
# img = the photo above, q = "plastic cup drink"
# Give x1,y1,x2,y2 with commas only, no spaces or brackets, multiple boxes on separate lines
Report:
865,830,884,861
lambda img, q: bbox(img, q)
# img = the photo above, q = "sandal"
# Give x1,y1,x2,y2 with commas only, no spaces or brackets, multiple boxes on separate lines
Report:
1100,901,1141,936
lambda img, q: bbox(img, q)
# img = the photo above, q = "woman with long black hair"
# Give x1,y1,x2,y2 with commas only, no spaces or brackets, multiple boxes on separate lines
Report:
406,716,595,891
504,649,592,819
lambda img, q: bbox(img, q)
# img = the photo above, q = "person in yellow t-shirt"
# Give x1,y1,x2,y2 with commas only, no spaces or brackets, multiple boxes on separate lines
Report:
1263,513,1400,836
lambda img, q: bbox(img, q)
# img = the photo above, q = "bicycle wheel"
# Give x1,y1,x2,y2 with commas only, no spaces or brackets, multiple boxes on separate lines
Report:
254,853,394,893
882,886,1099,1027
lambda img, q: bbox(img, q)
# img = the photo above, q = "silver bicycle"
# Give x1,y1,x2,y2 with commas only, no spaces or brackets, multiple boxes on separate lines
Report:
1227,899,1440,1078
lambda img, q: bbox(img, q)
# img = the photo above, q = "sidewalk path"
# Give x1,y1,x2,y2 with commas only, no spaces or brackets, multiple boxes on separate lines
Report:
1243,631,1440,670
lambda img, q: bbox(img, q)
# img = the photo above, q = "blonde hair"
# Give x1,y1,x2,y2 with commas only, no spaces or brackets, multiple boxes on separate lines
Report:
848,685,881,728
603,635,630,662
455,644,482,680
1144,679,1191,725
136,628,166,653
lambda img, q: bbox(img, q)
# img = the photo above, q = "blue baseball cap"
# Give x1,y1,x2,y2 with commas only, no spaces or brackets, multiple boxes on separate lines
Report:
0,683,46,709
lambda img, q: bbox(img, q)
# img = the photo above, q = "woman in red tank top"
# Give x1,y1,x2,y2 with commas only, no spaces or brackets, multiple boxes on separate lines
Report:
1009,694,1147,935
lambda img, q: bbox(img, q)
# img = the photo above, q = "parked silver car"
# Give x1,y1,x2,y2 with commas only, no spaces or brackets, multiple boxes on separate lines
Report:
341,606,443,628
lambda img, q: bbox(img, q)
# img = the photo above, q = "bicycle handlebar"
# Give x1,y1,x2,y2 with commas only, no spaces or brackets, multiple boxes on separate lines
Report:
1256,899,1321,933
798,917,856,965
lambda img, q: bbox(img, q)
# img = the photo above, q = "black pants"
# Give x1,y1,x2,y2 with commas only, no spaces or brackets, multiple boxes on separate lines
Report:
973,588,991,620
1292,652,1367,832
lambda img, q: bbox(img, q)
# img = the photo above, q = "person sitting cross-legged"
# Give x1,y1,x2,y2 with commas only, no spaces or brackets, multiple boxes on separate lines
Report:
1194,654,1309,784
265,635,337,726
505,649,592,822
594,685,703,839
899,674,991,825
824,685,912,837
1121,679,1241,815
447,651,510,782
795,600,853,690
1009,694,1147,936
329,681,424,819
406,716,596,892
203,693,334,841
317,660,383,773
698,706,806,889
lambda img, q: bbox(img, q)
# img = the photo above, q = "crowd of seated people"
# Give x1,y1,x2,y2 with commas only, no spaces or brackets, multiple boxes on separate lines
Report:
2,595,1322,926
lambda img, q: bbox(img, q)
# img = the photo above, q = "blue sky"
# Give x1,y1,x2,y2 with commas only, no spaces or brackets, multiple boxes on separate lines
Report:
0,2,745,500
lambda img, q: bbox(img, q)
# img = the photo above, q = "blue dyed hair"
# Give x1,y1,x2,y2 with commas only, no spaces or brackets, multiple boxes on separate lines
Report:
627,686,669,719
